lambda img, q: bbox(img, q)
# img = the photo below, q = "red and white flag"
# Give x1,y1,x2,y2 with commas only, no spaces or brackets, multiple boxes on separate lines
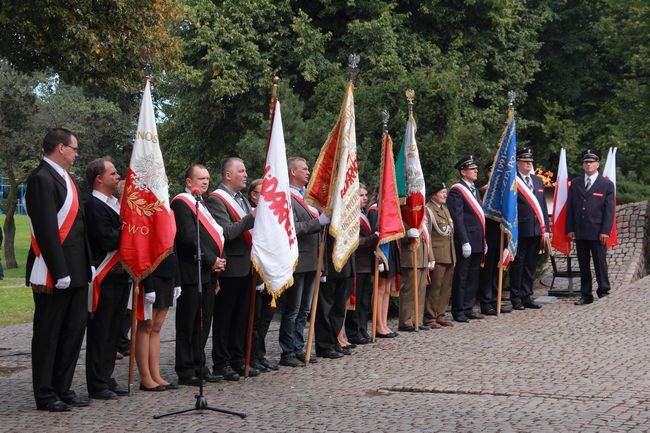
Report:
305,82,359,271
251,100,298,298
551,148,571,256
120,79,175,320
603,147,618,249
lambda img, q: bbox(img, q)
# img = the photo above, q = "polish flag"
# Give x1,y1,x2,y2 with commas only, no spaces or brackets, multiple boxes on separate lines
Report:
603,147,618,249
551,148,571,255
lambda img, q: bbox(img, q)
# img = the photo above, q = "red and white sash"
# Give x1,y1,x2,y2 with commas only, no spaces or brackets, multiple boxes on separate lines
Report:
450,182,486,253
28,172,79,289
359,212,372,234
209,189,252,247
173,193,225,254
516,177,546,237
88,250,119,312
291,192,318,219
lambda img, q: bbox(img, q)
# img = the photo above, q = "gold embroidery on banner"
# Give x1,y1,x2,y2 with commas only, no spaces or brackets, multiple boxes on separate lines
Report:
125,185,164,217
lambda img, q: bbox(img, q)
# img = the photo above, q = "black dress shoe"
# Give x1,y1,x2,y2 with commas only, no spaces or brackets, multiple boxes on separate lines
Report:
336,346,352,355
511,301,525,310
398,325,416,332
317,349,343,359
61,395,90,407
466,312,484,320
162,382,179,390
481,307,497,316
376,331,397,338
342,343,357,349
214,365,240,381
110,385,129,396
597,290,610,298
232,364,260,378
37,400,71,412
204,372,223,383
500,305,513,313
523,301,541,309
574,297,593,305
139,383,166,392
90,389,117,400
418,325,431,330
259,358,280,370
178,376,204,386
453,315,470,323
250,360,270,373
349,337,370,345
280,355,304,367
296,352,318,364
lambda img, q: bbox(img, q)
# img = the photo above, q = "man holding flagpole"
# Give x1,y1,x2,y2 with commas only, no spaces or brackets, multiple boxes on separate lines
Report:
509,148,549,310
567,149,615,305
207,157,259,379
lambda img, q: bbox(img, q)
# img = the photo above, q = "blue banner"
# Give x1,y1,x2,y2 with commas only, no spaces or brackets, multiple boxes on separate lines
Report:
483,110,518,261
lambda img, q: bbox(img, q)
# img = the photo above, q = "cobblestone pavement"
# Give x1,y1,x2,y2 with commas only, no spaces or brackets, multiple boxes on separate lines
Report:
1,277,649,433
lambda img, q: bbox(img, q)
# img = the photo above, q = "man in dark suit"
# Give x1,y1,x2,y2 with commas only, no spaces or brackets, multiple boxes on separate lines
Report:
315,233,355,359
345,183,377,344
84,158,130,399
171,164,226,386
566,149,615,305
509,148,550,310
447,155,485,322
26,128,92,411
206,157,258,379
280,157,328,367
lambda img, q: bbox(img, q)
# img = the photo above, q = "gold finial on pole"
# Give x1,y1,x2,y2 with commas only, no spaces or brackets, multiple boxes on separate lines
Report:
405,89,415,115
271,67,281,98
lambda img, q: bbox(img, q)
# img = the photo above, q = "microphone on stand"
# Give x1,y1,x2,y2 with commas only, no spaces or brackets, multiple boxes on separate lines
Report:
191,187,203,201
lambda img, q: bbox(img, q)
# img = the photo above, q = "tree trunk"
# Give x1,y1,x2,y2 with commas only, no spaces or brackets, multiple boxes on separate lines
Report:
2,169,19,269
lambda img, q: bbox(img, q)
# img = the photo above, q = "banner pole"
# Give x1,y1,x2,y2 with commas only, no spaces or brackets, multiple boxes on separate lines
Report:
371,256,380,342
128,281,139,395
412,242,420,330
305,231,327,364
496,228,505,315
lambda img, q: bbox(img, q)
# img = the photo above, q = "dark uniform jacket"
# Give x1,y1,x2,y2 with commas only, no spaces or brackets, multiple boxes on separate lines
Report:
447,179,485,254
291,194,322,273
84,194,123,270
25,160,92,288
355,211,378,274
566,174,615,241
517,173,550,238
205,184,255,278
171,195,223,284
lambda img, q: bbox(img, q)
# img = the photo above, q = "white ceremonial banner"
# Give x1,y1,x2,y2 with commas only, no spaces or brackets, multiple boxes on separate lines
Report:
251,100,299,297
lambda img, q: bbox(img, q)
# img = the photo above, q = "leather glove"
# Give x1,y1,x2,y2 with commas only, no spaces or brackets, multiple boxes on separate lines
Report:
407,228,420,238
55,276,71,289
428,261,436,270
173,286,182,300
318,212,330,226
462,243,471,258
144,292,156,305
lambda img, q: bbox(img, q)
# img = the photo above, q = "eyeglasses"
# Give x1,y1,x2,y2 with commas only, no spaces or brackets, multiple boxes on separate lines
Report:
63,143,79,153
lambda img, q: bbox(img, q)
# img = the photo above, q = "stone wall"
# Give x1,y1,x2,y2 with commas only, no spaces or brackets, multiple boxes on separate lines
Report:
539,200,650,292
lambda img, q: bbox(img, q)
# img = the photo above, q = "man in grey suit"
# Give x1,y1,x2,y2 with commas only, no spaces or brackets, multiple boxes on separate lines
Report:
280,157,329,367
206,157,258,380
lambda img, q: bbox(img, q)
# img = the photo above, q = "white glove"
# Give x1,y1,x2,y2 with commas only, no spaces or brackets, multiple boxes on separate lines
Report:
318,213,330,226
428,261,436,270
378,263,385,272
173,286,182,300
462,243,471,258
144,292,156,305
374,231,379,237
320,275,327,283
90,266,97,281
256,283,265,292
544,232,551,240
55,276,71,289
407,228,420,238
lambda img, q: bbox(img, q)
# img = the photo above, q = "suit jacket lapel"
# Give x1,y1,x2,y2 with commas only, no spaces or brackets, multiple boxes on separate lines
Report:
41,160,67,189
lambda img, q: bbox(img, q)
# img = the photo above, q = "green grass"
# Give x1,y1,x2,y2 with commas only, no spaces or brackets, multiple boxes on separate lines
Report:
1,214,33,326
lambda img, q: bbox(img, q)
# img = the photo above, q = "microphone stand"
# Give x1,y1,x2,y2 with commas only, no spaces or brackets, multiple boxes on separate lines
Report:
154,193,246,419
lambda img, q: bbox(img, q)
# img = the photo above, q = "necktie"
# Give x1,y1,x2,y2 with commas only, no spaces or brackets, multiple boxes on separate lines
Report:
525,176,533,190
585,177,591,190
470,185,478,200
235,193,248,214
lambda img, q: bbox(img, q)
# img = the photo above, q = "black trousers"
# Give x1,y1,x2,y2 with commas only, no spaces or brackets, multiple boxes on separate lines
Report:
509,236,541,302
575,239,611,299
451,250,481,316
213,275,250,369
175,282,214,380
345,273,372,340
32,285,87,406
86,273,130,394
252,290,274,362
315,277,351,354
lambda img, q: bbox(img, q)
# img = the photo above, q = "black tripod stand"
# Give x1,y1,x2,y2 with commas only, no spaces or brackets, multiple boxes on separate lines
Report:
154,192,246,420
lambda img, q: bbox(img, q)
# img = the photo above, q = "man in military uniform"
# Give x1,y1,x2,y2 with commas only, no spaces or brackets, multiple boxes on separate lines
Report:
447,155,485,322
509,148,550,310
566,149,615,305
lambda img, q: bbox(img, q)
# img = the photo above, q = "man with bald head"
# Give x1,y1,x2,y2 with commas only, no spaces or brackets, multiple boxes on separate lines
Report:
206,157,258,380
